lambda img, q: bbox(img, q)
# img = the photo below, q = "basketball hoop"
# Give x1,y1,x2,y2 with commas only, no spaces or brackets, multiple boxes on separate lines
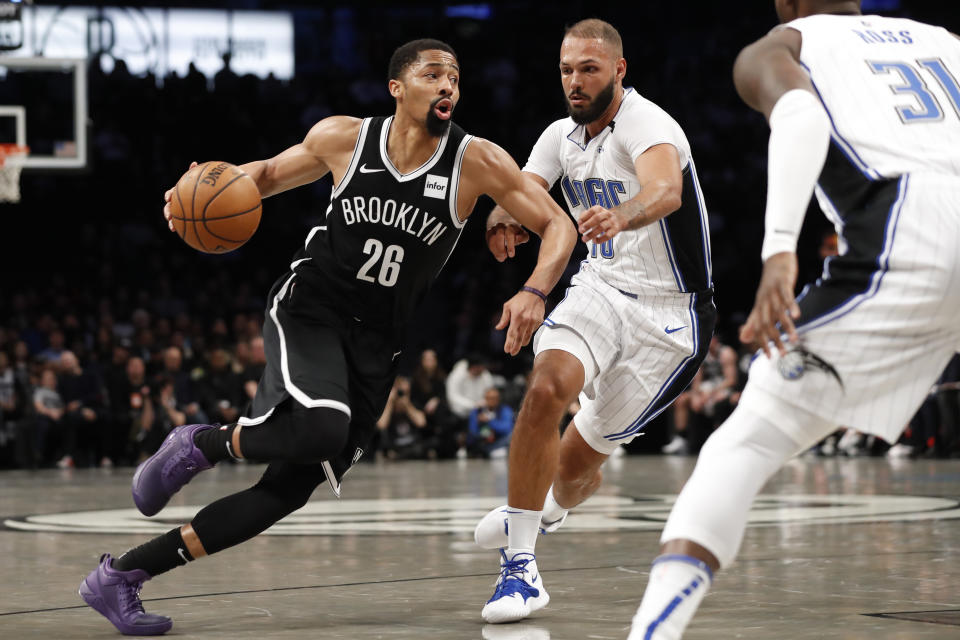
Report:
0,143,28,203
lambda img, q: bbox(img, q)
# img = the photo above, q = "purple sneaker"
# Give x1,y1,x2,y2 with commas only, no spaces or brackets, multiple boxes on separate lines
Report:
79,553,172,636
132,423,214,516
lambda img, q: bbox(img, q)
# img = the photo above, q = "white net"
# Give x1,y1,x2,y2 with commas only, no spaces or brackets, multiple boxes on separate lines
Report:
0,145,27,203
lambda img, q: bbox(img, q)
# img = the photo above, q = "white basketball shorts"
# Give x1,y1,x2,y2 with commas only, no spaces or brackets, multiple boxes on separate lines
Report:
747,173,960,443
533,267,715,454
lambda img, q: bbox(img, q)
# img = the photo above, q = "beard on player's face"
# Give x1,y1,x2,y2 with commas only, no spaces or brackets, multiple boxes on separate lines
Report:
425,95,454,137
566,76,616,124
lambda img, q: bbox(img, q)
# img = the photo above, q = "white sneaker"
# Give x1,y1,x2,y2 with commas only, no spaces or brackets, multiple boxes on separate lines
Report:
474,505,568,549
887,442,914,459
481,550,549,624
819,437,837,456
661,435,688,455
838,429,863,455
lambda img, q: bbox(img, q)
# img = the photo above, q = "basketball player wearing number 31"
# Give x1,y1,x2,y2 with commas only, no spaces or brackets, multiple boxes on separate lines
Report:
78,39,575,636
631,2,960,637
473,19,716,624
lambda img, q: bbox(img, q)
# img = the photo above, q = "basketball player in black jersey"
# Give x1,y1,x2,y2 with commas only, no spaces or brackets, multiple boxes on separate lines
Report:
79,38,576,636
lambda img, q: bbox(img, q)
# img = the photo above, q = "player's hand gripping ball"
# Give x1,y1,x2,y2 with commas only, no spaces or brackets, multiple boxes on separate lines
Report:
167,161,262,253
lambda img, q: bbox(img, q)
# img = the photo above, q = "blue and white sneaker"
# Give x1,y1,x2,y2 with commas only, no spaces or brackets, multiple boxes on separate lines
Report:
474,505,568,550
481,550,550,623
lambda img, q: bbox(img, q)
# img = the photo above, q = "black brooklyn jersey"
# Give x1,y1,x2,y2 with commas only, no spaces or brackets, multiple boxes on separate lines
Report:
292,116,474,328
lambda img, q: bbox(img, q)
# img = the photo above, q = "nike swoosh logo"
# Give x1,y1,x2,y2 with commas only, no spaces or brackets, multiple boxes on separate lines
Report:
664,325,687,334
177,548,190,563
359,164,384,173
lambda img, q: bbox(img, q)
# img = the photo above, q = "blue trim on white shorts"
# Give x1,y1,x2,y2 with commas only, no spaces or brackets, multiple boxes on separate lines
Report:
605,293,703,441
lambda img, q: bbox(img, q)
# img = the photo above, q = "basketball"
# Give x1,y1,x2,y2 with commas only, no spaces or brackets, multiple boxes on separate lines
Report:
169,161,262,254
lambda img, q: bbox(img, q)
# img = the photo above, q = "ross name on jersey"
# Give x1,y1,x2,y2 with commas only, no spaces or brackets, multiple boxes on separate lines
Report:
852,29,913,45
339,196,448,246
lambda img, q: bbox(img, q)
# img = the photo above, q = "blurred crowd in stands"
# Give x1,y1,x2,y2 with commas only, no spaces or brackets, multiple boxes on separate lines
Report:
2,2,958,469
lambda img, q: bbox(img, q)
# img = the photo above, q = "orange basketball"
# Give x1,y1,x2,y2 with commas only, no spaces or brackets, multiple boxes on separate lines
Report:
169,161,262,254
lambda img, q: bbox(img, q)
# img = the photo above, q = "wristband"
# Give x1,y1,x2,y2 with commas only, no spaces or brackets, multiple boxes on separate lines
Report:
521,286,548,302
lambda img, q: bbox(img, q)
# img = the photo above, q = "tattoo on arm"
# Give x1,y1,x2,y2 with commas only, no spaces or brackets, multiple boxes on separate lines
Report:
614,199,649,230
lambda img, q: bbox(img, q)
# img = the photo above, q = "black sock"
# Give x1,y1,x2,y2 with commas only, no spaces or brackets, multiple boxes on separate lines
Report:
113,527,194,577
193,424,239,464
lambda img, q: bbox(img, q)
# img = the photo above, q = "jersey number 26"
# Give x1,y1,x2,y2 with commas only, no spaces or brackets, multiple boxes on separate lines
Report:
356,238,404,287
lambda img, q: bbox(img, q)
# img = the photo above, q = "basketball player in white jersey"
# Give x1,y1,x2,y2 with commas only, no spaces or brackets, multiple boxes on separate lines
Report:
476,19,715,623
631,1,960,637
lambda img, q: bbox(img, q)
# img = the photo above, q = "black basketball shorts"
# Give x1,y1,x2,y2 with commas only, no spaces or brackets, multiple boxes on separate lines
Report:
241,271,401,491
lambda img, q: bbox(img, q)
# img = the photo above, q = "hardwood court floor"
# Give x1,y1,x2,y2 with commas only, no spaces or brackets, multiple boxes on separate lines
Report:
3,454,960,639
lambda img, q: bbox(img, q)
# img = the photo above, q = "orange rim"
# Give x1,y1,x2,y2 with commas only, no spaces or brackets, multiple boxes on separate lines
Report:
0,144,29,167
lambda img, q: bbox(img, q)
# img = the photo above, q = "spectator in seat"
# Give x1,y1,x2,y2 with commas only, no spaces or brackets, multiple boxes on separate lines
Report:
56,350,104,468
159,346,207,425
376,376,428,459
446,353,494,421
199,348,242,426
467,387,514,458
33,368,64,467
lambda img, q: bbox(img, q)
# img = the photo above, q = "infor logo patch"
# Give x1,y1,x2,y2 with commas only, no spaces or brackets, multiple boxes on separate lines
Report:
423,174,448,199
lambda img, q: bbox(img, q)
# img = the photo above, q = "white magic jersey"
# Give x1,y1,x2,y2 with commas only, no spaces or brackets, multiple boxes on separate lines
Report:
523,88,712,296
743,16,960,441
788,14,960,179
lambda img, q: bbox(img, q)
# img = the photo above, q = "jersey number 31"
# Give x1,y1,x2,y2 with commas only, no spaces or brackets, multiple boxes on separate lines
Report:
869,58,960,123
356,238,404,287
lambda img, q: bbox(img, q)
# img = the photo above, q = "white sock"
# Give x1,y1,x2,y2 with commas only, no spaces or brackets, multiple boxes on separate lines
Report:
541,486,568,525
506,507,541,553
629,555,713,640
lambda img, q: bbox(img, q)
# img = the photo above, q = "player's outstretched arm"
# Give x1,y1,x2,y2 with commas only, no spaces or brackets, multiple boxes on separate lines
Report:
484,174,545,261
162,116,362,231
239,116,362,198
462,139,576,355
734,28,829,356
578,143,683,244
486,204,529,262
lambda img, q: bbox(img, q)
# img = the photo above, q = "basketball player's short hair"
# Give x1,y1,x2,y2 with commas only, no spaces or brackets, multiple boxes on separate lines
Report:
388,39,458,81
564,18,623,59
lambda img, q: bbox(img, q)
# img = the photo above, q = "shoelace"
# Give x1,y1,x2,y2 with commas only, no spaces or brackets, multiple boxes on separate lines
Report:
118,580,147,617
489,551,540,602
162,447,198,479
491,550,532,587
161,430,210,480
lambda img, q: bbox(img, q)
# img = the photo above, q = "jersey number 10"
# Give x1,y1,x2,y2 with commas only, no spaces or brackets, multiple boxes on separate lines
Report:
869,58,960,123
356,238,404,287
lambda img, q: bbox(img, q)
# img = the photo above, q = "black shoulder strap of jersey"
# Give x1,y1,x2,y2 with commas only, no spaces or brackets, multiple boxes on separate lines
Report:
331,117,379,199
357,116,388,168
